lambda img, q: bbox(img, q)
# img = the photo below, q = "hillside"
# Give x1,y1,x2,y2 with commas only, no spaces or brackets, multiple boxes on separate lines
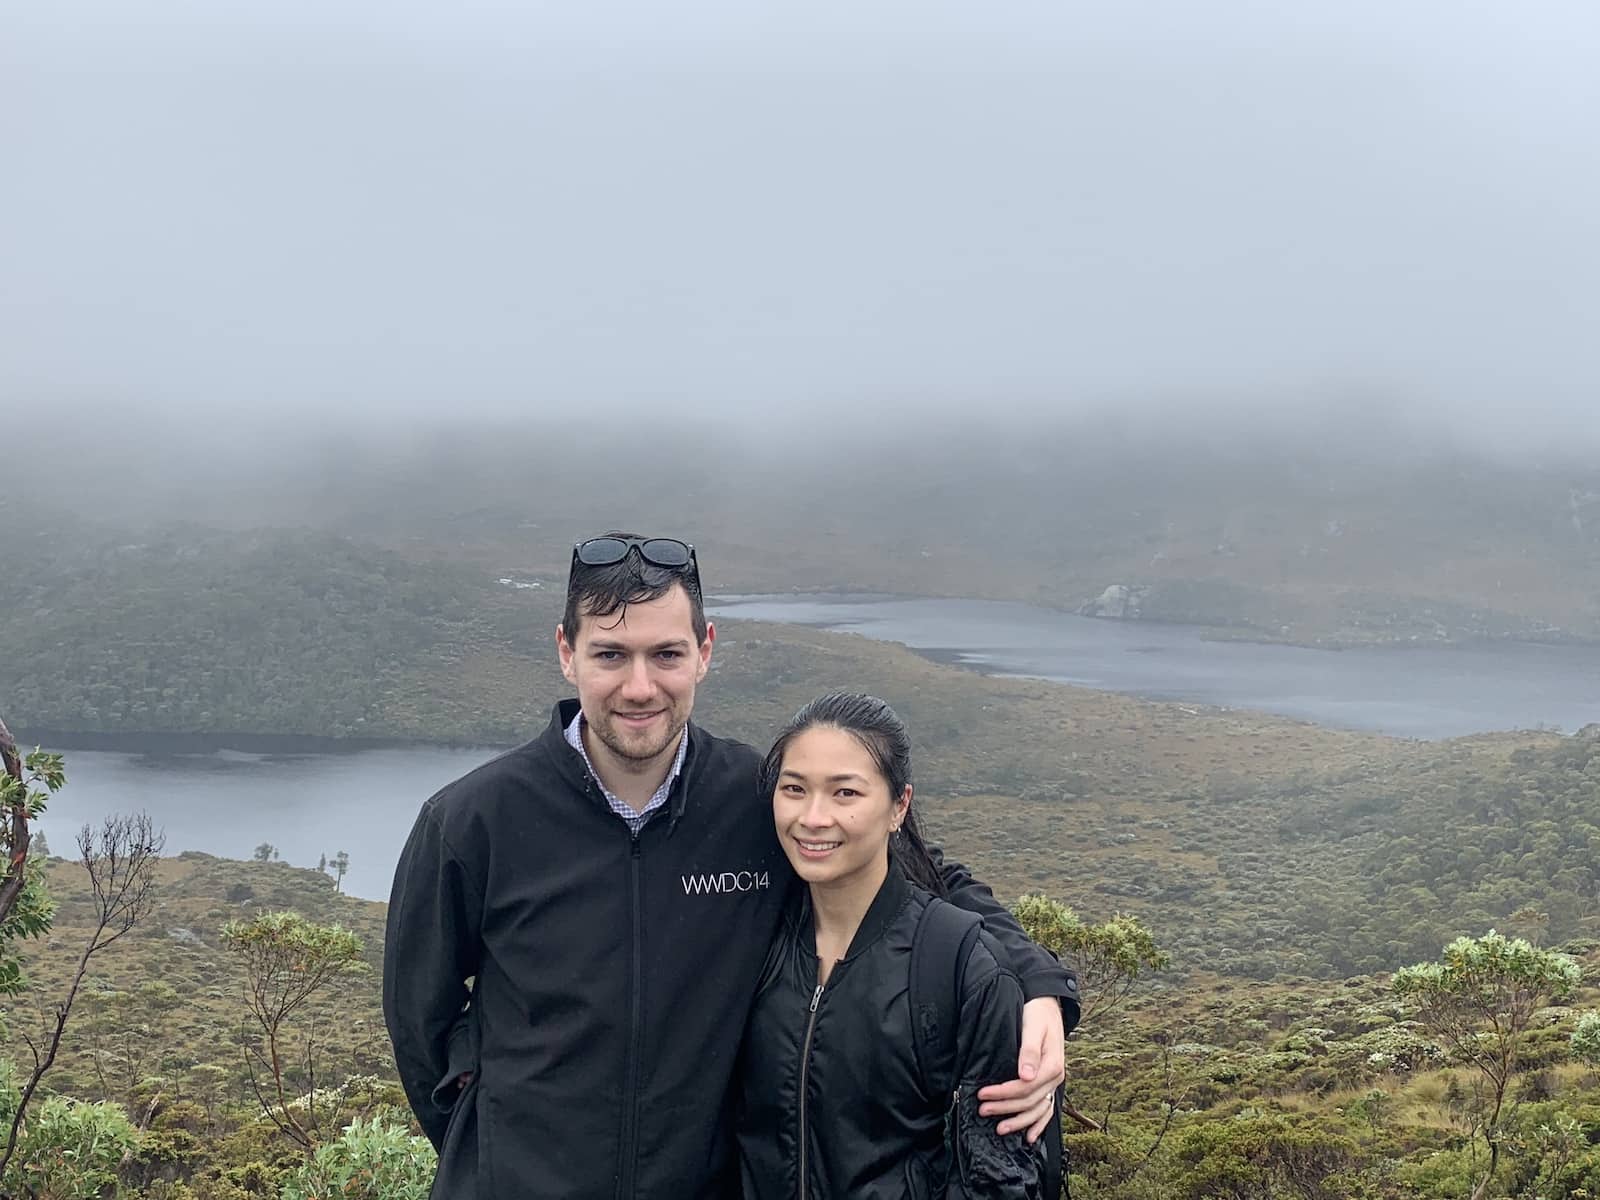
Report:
7,522,1600,981
330,438,1600,647
9,847,1600,1199
9,428,1600,648
1059,938,1600,1199
6,854,394,1198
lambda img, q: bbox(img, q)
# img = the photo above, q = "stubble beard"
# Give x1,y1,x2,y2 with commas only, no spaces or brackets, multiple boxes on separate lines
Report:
594,708,685,769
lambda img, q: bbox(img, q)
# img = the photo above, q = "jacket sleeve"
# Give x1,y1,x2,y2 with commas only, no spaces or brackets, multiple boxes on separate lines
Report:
948,936,1047,1199
930,845,1081,1031
383,797,485,1149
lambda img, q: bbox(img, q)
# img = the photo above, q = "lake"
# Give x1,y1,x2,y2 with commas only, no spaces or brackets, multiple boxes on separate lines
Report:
37,744,498,902
34,594,1600,899
706,594,1600,740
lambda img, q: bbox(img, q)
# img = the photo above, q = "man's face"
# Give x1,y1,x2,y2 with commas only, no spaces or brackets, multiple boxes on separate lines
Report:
557,584,714,772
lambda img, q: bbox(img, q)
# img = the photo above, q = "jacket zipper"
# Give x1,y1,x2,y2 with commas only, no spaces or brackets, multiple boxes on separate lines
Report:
616,832,644,1199
948,1087,967,1191
797,974,826,1198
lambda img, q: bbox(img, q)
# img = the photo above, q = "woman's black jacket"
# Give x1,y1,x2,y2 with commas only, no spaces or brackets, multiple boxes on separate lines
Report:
738,869,1044,1199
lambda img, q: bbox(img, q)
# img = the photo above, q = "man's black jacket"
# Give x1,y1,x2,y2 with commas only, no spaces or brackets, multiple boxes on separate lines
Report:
383,700,1079,1199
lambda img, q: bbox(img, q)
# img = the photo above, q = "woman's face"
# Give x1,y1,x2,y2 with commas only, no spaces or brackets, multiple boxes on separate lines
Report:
772,725,910,889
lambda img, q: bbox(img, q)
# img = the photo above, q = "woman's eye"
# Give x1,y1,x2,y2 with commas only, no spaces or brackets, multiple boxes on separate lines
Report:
836,788,859,799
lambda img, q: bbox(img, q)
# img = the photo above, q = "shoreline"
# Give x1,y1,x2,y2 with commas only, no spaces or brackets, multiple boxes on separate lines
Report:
12,728,509,757
708,591,1596,652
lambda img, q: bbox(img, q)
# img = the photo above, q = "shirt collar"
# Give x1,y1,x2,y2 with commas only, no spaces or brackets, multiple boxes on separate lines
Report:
563,708,690,827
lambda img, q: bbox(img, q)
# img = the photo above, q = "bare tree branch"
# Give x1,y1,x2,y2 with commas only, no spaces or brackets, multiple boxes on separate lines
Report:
0,812,164,1182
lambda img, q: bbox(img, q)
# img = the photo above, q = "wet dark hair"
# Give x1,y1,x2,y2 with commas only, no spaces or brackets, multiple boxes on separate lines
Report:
562,530,708,644
759,692,945,896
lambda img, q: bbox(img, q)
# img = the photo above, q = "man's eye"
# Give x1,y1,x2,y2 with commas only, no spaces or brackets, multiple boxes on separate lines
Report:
596,651,623,662
657,650,682,661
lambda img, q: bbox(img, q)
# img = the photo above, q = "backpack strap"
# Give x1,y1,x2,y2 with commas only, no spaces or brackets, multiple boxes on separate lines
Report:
909,898,985,1102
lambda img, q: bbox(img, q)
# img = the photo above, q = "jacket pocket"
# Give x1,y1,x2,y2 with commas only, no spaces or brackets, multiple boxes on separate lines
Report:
427,1013,480,1198
945,1088,1044,1200
429,1010,479,1113
430,1074,480,1200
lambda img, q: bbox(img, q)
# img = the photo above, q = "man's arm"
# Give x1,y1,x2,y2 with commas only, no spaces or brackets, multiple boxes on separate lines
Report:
951,942,1047,1196
932,845,1081,1017
383,800,484,1150
933,845,1081,1141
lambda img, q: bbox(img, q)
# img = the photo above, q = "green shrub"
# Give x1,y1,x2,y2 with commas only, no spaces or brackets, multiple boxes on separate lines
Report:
1169,1111,1362,1200
3,1095,137,1199
1395,1146,1479,1199
1573,1010,1600,1066
278,1114,435,1200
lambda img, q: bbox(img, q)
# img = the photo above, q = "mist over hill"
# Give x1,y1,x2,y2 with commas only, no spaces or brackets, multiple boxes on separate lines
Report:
11,412,1599,645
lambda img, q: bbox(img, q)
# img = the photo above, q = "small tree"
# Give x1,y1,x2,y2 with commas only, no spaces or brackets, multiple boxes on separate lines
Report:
0,812,164,1181
1393,930,1581,1194
253,843,279,863
1014,895,1169,1143
221,911,364,1152
331,851,350,894
1014,895,1169,1029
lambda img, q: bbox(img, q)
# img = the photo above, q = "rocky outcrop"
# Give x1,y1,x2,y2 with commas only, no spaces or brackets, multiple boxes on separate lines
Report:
1079,584,1150,620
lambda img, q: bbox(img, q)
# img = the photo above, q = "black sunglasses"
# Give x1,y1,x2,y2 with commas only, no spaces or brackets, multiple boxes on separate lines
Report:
570,536,701,588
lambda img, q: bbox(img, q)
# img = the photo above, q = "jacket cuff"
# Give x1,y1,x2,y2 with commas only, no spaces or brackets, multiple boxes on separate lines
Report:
429,1012,478,1112
1019,970,1082,1035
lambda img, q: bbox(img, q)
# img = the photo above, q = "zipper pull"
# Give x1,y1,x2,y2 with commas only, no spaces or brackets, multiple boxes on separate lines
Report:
809,984,823,1013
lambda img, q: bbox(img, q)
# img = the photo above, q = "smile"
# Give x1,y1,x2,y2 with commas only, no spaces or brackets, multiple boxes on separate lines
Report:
615,711,663,725
794,839,842,857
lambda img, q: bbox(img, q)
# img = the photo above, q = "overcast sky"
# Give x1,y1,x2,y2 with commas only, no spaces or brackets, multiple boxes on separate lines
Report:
3,0,1596,451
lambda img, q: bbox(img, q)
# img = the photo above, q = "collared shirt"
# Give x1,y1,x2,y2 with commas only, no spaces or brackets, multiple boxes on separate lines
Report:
564,709,689,835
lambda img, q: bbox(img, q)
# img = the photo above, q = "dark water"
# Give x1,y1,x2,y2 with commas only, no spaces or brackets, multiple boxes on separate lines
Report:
705,593,1600,739
38,744,499,901
36,596,1600,899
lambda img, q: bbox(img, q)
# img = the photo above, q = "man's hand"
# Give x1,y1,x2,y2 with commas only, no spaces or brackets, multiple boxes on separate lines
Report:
977,997,1066,1142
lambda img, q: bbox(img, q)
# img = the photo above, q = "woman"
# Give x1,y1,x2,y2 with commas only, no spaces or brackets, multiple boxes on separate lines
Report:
738,693,1044,1199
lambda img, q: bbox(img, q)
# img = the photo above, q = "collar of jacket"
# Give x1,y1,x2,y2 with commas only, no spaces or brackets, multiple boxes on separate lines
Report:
541,698,700,832
795,864,913,962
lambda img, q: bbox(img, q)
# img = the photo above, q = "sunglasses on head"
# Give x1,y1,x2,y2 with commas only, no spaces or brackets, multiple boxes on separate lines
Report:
570,536,701,588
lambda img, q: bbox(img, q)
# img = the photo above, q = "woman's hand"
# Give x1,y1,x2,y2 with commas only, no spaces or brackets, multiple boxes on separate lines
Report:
975,997,1065,1141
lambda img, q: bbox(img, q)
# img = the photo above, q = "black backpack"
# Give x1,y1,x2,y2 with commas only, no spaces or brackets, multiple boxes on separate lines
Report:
909,899,1066,1200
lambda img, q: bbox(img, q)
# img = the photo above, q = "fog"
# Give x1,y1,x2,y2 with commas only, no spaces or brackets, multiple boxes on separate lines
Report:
3,0,1598,487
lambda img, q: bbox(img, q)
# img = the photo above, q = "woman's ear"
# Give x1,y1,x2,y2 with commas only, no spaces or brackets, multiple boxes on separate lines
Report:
892,785,912,831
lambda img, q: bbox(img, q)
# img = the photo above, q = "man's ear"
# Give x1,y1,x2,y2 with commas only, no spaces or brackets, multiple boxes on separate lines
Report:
557,624,578,684
695,621,716,682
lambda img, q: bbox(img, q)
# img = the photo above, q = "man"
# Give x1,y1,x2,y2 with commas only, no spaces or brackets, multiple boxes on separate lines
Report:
385,533,1078,1197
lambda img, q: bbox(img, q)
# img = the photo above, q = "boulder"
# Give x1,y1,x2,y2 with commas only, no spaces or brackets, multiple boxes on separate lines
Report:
1079,583,1150,620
